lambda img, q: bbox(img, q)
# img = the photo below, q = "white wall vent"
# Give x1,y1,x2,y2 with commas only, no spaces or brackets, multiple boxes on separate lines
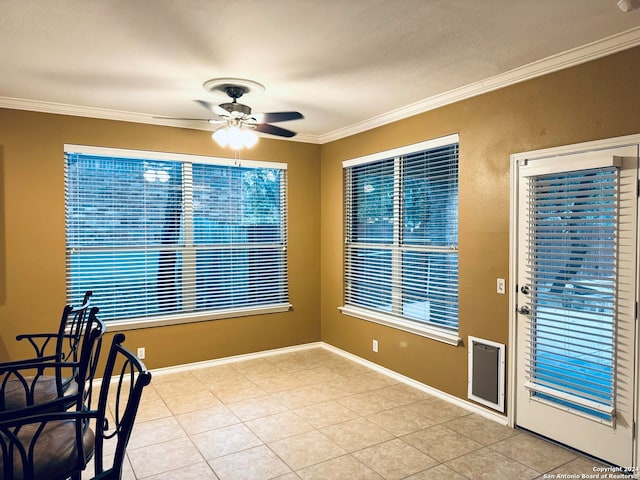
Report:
468,336,505,412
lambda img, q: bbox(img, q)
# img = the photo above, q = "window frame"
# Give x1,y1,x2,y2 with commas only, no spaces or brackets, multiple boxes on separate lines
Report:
339,134,461,346
64,144,291,331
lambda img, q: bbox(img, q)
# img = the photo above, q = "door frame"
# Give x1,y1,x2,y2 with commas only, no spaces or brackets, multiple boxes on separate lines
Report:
508,133,640,466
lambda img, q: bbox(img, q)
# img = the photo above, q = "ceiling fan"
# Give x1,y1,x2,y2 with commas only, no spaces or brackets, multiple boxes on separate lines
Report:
198,84,303,138
158,79,304,148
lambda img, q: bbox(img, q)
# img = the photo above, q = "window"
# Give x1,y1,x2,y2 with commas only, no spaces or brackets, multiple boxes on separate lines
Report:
64,145,289,327
341,134,459,344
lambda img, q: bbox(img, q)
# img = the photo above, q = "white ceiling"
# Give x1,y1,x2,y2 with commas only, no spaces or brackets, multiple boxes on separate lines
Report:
1,0,639,144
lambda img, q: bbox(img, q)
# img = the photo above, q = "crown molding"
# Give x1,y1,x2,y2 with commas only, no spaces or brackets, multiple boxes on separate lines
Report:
0,96,165,125
318,26,640,144
2,26,640,145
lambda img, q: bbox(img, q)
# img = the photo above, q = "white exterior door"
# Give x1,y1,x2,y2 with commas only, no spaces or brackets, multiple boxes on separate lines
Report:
514,144,638,467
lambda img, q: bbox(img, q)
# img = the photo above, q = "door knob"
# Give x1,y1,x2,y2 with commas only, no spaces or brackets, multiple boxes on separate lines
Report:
518,305,531,315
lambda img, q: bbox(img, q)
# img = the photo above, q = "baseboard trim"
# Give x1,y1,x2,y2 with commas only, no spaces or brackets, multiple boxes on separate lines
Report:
150,342,323,376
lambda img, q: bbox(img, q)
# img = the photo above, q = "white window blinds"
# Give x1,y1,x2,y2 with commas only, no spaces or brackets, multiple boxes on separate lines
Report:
523,166,619,420
343,136,459,335
65,146,289,324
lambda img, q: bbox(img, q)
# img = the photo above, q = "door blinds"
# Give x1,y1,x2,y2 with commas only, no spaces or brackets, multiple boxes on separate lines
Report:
523,166,619,421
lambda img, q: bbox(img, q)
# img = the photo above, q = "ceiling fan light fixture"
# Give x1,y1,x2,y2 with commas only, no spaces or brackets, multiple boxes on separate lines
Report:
227,126,245,150
241,128,259,148
212,127,229,147
212,125,259,150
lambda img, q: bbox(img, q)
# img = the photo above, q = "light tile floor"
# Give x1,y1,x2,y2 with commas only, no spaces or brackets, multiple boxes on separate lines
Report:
88,347,610,480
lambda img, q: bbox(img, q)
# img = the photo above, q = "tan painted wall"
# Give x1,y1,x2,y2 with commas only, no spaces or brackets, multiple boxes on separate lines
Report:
320,46,640,410
0,110,321,367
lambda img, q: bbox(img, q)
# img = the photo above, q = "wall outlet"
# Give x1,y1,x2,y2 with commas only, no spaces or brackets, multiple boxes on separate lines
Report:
496,278,506,295
137,347,146,359
372,339,379,353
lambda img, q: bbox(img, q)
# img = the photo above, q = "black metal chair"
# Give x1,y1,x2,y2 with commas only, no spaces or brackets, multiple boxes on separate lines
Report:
0,333,152,480
1,291,93,408
0,307,105,417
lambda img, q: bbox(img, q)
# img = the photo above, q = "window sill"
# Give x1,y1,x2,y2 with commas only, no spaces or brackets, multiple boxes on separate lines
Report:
338,305,461,346
103,303,292,332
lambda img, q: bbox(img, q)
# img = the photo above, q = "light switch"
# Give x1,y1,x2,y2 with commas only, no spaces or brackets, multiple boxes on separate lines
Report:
496,278,506,295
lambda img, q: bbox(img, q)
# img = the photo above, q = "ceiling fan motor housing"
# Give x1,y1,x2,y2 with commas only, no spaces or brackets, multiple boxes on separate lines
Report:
220,101,252,117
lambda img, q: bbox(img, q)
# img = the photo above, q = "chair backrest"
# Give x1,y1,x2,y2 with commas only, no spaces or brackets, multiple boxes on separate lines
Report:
51,305,104,409
70,306,105,411
55,290,93,364
92,333,152,479
0,308,105,419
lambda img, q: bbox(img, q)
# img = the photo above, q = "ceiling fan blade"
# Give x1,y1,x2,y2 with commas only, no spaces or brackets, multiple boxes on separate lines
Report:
152,116,225,124
195,99,229,119
194,99,218,112
254,123,297,138
154,116,211,121
253,111,304,123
